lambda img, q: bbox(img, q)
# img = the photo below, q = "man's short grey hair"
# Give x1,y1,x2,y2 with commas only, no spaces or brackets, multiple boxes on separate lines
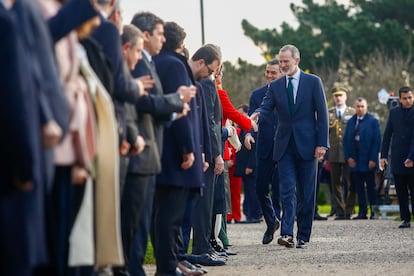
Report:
280,44,300,59
121,24,143,47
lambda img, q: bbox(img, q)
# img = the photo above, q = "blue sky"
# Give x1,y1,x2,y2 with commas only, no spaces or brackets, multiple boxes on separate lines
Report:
122,0,348,65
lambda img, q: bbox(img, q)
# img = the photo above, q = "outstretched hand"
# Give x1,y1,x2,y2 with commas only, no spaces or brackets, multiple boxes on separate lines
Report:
250,112,259,132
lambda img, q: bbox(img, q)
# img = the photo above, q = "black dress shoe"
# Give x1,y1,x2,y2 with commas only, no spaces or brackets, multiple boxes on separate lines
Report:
352,215,368,220
327,209,336,217
296,239,308,249
180,260,208,274
185,253,226,266
277,235,294,248
399,220,411,228
177,261,205,276
314,213,328,220
262,220,280,244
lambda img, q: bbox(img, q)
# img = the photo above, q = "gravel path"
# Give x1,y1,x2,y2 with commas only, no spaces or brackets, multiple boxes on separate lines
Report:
145,216,414,275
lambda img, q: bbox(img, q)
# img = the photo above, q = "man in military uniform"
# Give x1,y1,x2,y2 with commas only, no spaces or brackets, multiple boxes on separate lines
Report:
328,87,356,219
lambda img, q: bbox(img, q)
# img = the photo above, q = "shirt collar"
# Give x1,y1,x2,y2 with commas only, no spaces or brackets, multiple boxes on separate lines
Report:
142,49,152,62
286,69,301,81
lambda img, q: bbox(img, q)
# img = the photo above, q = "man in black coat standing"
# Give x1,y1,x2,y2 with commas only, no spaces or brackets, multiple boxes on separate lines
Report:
380,86,414,228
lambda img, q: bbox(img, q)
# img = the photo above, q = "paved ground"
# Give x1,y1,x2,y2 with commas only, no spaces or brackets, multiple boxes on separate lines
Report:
144,215,414,275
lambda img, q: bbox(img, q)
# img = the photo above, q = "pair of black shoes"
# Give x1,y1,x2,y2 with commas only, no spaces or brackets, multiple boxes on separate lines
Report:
262,220,280,244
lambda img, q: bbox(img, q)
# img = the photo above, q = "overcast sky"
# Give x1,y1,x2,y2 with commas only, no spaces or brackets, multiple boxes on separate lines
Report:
122,0,348,65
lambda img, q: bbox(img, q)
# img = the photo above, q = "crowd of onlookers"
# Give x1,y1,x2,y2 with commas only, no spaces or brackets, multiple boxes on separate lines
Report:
1,1,413,276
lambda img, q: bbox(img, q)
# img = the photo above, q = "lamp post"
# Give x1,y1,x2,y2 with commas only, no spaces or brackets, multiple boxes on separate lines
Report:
200,0,205,45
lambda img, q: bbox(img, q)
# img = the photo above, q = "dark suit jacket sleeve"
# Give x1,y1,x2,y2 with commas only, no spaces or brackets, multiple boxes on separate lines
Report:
409,125,414,161
197,83,212,163
48,0,97,43
256,84,275,123
380,111,393,159
132,57,183,119
163,61,194,154
313,76,329,148
248,91,257,116
201,78,222,160
93,21,139,104
125,103,139,145
135,93,183,116
369,117,381,162
246,142,256,169
0,11,33,184
343,118,354,161
28,0,70,135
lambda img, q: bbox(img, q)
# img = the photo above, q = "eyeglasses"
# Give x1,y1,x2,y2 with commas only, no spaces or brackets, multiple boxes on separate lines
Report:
205,63,215,75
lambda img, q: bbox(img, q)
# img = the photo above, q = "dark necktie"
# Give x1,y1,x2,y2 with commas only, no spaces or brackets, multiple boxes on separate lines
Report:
287,77,294,114
354,118,362,150
337,110,342,120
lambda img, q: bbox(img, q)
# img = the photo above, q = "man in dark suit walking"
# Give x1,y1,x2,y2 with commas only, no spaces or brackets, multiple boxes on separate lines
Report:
245,59,283,243
380,86,414,228
343,98,381,220
257,44,329,249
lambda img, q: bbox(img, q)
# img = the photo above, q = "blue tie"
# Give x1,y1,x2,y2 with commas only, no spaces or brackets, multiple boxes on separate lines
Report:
287,77,294,114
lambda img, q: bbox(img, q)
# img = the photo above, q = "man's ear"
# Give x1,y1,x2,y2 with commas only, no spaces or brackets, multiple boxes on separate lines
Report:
143,30,152,42
122,42,130,55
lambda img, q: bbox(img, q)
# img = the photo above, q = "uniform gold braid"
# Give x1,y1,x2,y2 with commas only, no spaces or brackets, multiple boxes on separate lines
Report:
329,119,340,134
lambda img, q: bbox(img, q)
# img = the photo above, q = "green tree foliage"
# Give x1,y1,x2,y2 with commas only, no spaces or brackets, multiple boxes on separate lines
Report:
221,59,265,107
241,0,414,73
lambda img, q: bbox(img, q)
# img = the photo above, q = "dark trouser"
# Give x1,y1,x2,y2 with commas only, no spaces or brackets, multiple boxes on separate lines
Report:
121,174,149,267
181,189,198,253
393,174,414,222
191,166,216,254
128,175,156,276
151,185,190,275
278,138,317,242
351,171,376,216
256,157,280,228
119,156,130,197
330,162,356,217
47,166,85,276
243,173,262,220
